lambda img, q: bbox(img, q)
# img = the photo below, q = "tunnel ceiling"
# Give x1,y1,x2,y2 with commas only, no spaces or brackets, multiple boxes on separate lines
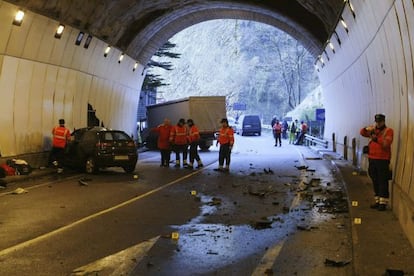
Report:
5,0,344,64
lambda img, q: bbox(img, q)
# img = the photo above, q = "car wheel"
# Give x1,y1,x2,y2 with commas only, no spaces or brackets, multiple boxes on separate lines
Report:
123,164,136,173
85,157,98,174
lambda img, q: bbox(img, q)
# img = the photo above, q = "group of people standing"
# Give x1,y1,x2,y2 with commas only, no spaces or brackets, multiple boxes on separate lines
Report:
151,118,203,169
271,118,308,147
151,117,235,172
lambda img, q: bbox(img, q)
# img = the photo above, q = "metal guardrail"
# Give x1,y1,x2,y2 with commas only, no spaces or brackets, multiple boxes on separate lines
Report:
304,134,328,148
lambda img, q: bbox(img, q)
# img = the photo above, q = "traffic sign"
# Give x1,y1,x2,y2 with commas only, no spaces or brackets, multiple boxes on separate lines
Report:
316,108,325,121
233,103,246,110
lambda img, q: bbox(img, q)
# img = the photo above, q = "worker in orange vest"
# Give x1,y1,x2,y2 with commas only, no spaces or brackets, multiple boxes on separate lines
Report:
151,118,172,167
215,118,234,172
169,118,188,168
50,119,71,173
186,119,203,169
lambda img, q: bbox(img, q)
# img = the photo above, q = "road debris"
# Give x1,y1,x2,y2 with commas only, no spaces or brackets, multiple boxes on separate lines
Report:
324,258,351,267
12,187,28,194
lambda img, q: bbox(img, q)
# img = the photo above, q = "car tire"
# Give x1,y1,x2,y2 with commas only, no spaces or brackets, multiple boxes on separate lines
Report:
85,157,98,174
123,164,136,173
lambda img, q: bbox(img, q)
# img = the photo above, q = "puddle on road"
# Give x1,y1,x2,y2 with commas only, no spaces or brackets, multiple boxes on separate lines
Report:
153,195,297,274
144,167,350,275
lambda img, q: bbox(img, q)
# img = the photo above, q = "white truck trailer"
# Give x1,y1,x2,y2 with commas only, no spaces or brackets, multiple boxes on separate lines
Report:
145,96,226,150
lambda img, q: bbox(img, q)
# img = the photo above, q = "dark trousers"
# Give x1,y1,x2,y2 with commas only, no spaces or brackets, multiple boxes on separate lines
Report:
295,132,305,145
219,143,231,167
160,149,171,166
368,159,390,198
173,144,188,163
189,142,201,163
274,133,282,145
50,147,65,168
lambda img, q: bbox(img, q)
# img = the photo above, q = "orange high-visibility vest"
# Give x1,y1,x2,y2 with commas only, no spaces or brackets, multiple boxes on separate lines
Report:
188,125,200,143
218,127,234,146
52,126,70,148
170,125,188,145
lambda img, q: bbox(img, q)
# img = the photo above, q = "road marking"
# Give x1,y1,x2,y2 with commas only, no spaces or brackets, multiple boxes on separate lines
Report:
72,236,160,275
251,239,286,276
0,170,204,257
0,175,80,197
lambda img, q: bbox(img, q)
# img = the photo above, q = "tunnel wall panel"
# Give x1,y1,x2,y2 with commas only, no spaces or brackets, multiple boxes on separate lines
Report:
0,2,143,157
319,0,414,245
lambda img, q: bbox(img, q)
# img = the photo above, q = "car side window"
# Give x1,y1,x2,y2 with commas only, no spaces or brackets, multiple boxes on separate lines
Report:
71,130,83,141
112,132,129,141
82,131,97,144
104,132,113,141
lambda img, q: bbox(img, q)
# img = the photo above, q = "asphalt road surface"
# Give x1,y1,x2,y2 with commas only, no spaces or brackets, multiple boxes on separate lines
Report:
0,131,353,275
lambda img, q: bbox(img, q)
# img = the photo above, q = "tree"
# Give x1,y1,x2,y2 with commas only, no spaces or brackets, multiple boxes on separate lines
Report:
142,41,181,92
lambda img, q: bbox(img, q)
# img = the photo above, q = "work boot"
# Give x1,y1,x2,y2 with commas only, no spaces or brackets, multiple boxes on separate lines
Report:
197,163,203,168
174,160,180,168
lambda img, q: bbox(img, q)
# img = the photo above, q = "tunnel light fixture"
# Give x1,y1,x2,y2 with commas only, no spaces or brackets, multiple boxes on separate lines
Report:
104,46,111,57
13,10,25,26
75,32,84,45
345,0,356,18
133,62,138,72
340,17,349,33
323,50,330,61
118,53,124,63
54,24,65,39
328,41,335,54
84,35,92,49
333,31,342,46
318,56,325,68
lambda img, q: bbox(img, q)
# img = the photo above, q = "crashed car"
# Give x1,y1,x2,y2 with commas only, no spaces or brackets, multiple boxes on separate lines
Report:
65,127,138,173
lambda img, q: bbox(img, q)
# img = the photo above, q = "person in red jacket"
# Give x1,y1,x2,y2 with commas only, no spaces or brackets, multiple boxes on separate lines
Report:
272,120,283,147
50,119,71,173
360,113,394,211
215,118,234,172
169,118,189,168
186,119,203,169
151,118,172,167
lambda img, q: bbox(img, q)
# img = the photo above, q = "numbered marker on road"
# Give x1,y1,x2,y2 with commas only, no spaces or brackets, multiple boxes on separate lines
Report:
171,232,179,240
354,218,362,224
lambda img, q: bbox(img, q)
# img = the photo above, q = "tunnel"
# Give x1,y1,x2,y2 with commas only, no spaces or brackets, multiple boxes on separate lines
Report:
0,0,413,246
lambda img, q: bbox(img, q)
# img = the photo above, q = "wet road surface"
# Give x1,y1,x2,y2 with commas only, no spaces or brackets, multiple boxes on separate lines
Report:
0,132,354,275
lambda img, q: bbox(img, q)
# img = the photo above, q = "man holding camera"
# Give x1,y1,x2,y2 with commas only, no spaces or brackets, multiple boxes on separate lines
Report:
360,114,394,211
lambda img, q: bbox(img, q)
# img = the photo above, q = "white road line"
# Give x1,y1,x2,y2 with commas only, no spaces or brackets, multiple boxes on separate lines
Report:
251,147,309,274
252,239,286,276
0,175,80,197
0,169,205,257
72,236,160,276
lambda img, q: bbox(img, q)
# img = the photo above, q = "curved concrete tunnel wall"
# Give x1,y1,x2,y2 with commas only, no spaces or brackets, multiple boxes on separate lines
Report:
0,1,144,157
319,0,414,245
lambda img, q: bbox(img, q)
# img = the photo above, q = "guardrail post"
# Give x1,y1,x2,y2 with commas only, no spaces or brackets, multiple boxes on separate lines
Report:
352,138,357,166
343,136,348,160
332,133,336,152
